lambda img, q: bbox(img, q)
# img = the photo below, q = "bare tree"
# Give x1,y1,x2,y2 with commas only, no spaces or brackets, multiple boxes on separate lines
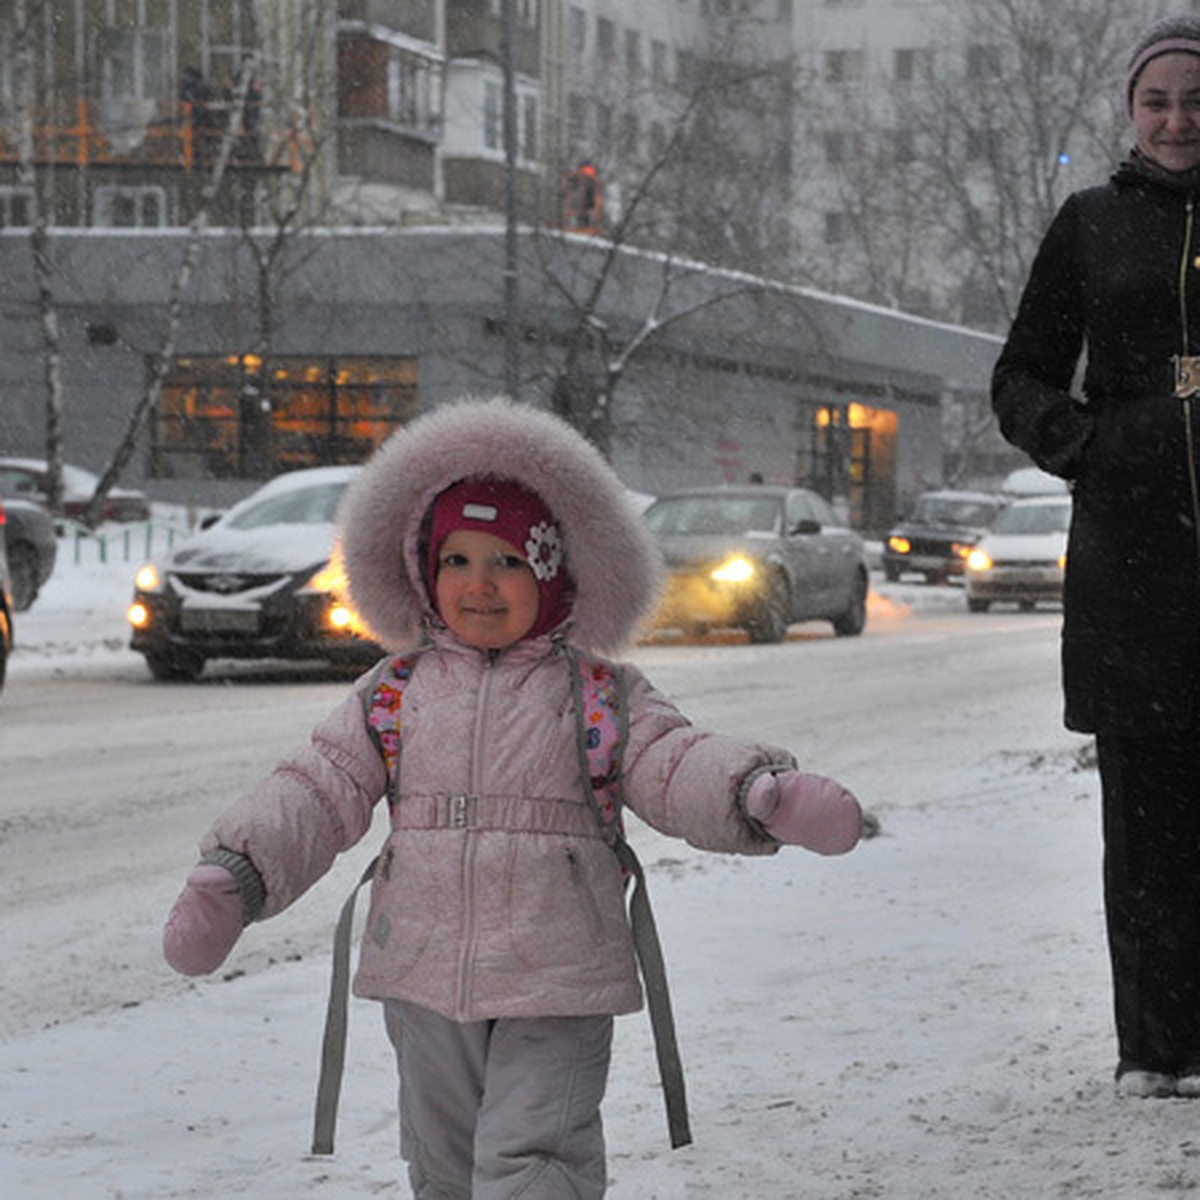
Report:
805,0,1162,331
13,0,66,517
81,59,260,527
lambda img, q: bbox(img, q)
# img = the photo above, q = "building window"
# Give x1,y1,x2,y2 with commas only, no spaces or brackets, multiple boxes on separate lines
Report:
98,27,166,101
483,80,501,150
823,129,863,164
597,17,615,62
153,355,419,480
625,29,641,78
824,49,864,84
596,102,613,150
966,126,1003,162
522,94,538,160
0,187,33,227
620,111,640,158
567,93,588,146
967,43,1003,79
651,40,668,90
387,49,442,138
824,211,847,244
568,7,587,56
93,185,167,228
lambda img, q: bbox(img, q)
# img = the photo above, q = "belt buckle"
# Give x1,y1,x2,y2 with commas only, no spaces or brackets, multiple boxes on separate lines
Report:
1174,355,1200,398
448,793,477,829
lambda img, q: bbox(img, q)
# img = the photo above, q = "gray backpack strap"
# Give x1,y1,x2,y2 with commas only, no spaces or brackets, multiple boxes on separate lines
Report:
311,653,416,1157
565,646,692,1150
311,856,378,1156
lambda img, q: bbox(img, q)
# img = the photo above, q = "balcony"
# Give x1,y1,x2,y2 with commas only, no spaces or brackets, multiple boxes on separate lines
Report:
0,98,297,173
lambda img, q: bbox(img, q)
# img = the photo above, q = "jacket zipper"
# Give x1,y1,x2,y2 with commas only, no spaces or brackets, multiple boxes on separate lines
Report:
1180,195,1200,576
456,648,498,1016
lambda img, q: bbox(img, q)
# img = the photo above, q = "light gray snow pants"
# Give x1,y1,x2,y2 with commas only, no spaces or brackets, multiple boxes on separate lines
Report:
383,999,613,1200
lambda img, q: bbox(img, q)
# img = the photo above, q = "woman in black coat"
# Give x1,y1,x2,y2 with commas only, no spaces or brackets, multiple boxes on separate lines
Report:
993,15,1200,1100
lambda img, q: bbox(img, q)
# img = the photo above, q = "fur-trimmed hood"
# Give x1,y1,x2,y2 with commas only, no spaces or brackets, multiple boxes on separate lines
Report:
338,397,663,654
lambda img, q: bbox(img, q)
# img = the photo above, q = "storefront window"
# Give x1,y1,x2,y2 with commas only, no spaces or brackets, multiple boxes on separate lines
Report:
153,355,418,480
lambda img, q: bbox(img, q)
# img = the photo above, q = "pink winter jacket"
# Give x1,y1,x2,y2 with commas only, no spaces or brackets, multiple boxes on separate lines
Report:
203,628,787,1020
197,397,793,1021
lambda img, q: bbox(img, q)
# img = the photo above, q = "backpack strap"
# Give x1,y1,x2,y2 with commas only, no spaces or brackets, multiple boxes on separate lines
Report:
311,652,418,1157
565,646,693,1150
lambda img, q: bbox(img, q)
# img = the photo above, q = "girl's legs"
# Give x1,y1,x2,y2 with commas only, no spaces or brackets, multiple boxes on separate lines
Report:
1097,728,1200,1080
384,1000,613,1199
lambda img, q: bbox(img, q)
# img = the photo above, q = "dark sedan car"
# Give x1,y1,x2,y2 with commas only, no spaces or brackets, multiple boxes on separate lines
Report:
881,489,1008,584
643,486,869,642
0,505,13,691
127,465,381,680
0,457,152,524
2,496,57,610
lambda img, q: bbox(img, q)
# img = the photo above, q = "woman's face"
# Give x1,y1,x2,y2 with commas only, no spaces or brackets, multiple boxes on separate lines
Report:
1133,51,1200,173
434,528,540,649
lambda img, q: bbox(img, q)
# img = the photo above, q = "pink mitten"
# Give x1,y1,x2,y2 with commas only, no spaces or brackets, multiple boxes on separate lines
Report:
163,863,245,976
745,771,862,855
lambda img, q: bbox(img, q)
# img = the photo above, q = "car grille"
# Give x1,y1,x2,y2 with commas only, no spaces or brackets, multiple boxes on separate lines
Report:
174,571,290,596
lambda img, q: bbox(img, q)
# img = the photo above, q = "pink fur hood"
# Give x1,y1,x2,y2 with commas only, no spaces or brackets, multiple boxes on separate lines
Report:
337,397,664,654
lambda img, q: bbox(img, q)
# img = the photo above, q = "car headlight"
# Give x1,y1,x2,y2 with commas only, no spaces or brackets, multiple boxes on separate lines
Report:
301,559,371,636
951,542,973,560
887,535,911,555
302,560,343,594
710,555,757,584
966,548,993,572
127,601,151,629
133,562,163,592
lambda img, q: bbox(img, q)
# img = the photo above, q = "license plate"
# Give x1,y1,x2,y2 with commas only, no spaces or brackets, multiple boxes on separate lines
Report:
180,608,260,633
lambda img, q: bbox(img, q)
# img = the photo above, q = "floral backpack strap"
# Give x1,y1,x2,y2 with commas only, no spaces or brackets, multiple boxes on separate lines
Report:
565,646,692,1150
571,651,628,840
363,652,421,807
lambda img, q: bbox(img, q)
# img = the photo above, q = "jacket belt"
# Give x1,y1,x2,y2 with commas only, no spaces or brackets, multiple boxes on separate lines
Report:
391,792,605,838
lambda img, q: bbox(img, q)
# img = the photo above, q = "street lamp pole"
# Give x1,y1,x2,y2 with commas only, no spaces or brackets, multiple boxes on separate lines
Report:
501,0,520,399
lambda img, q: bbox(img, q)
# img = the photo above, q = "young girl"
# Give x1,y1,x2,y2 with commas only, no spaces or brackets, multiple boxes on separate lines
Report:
163,397,862,1198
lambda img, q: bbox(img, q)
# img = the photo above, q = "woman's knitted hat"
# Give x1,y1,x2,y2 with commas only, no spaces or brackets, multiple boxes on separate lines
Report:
1126,16,1200,111
426,476,574,640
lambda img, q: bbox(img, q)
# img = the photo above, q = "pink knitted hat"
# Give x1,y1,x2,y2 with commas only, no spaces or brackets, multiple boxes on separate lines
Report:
426,476,574,640
1126,16,1200,112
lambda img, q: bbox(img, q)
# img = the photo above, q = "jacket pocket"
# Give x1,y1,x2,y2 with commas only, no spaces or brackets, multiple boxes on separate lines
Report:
506,838,629,971
357,833,440,983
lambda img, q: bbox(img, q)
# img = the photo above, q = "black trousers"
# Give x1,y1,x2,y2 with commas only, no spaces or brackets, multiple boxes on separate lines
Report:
1097,727,1200,1075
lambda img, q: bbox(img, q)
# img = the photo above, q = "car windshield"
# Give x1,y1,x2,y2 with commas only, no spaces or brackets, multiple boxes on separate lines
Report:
912,496,1000,526
644,494,781,536
226,482,348,530
992,502,1071,536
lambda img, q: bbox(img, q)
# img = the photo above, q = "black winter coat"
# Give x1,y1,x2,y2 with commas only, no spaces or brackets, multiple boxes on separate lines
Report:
993,159,1200,735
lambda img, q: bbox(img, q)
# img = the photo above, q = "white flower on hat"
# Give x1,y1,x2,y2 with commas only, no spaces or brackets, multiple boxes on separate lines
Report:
525,521,564,582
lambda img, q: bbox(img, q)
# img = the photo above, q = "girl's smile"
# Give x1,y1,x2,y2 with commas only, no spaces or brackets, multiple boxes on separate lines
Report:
434,528,540,649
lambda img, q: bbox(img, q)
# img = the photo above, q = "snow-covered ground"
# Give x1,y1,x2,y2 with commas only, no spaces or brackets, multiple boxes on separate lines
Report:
2,528,1198,1199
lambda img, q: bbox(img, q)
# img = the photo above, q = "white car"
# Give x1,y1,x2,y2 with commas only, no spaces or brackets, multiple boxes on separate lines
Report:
965,494,1072,613
126,465,380,680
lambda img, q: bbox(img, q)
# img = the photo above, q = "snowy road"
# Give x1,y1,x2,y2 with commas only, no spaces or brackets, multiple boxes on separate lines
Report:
0,599,1061,1041
5,576,1198,1198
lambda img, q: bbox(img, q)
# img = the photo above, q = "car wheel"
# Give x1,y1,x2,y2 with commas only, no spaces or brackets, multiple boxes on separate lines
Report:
967,598,990,613
7,542,40,611
745,572,789,644
832,570,868,637
144,649,206,681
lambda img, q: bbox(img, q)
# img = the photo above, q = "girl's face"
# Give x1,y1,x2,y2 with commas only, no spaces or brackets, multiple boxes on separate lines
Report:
1133,52,1200,173
434,528,540,649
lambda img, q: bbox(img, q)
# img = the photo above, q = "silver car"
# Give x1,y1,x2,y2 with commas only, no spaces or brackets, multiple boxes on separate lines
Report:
643,486,869,642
